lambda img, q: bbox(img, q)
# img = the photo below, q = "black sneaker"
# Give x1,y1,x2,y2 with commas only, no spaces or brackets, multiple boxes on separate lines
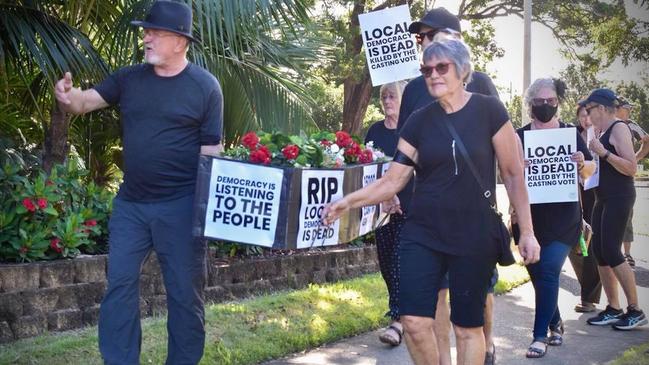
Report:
587,305,623,325
612,308,648,330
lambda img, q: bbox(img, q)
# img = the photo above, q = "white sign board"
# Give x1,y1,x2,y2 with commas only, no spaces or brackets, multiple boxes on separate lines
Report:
358,5,419,86
297,170,345,249
359,165,378,236
204,159,283,247
524,128,578,204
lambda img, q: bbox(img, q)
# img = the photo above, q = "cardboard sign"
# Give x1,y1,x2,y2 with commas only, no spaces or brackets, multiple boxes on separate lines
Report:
296,170,345,249
524,128,578,204
203,159,284,247
358,165,378,236
358,5,419,86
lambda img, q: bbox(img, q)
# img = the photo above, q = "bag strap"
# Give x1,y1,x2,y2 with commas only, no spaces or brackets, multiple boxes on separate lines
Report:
441,112,499,212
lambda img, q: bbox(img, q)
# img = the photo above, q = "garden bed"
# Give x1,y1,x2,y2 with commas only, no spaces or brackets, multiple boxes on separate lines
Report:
0,245,378,343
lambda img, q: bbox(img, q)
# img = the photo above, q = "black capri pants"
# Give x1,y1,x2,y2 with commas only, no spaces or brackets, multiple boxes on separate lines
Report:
398,239,497,328
591,195,635,268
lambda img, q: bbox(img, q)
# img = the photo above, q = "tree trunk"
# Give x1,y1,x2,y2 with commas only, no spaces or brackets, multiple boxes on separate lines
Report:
341,75,372,134
43,102,70,172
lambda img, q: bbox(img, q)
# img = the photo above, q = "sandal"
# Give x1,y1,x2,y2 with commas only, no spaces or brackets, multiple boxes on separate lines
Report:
526,339,547,358
548,321,564,346
484,343,496,365
378,323,403,346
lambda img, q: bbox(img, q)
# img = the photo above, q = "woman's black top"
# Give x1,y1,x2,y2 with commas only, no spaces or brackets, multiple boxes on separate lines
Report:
516,122,592,247
365,120,414,209
398,94,508,256
595,120,636,200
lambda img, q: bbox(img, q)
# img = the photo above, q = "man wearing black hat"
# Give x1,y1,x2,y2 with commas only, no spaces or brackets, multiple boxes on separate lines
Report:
54,1,222,363
394,7,500,365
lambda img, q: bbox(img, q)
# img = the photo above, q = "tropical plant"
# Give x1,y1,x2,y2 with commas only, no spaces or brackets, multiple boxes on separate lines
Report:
0,0,326,183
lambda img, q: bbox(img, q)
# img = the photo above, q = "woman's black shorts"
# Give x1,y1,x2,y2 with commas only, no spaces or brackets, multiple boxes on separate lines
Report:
398,239,498,328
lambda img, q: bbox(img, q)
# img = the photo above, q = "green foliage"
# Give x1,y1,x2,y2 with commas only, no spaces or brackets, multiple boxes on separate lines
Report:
0,153,113,262
505,95,523,129
610,341,649,365
0,268,530,364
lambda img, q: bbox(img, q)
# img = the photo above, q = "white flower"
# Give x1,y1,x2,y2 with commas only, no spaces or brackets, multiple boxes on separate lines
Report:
330,144,340,153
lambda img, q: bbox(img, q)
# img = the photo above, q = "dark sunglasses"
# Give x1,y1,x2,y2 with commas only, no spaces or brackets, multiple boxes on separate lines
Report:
420,63,452,78
531,97,559,107
585,104,599,115
415,30,440,44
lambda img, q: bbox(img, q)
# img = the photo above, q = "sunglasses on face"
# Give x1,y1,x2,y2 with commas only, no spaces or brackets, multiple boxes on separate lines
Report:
585,104,599,115
420,63,452,78
416,30,440,44
531,97,559,107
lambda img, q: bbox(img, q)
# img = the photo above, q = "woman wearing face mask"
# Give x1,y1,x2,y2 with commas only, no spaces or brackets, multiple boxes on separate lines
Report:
513,78,596,358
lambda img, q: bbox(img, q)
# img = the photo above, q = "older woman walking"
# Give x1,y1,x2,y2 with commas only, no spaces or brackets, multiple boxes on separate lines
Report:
583,88,647,330
322,39,540,365
364,80,408,346
514,78,596,358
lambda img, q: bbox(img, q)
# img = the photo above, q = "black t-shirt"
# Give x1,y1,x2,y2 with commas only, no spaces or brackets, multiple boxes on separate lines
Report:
364,120,414,209
94,63,223,202
395,71,499,213
516,122,593,247
596,120,636,200
399,94,509,256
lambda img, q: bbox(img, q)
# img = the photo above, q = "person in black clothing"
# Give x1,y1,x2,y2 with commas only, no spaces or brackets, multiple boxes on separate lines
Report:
54,2,223,363
401,8,501,365
322,39,540,365
568,104,602,314
614,97,649,267
583,88,647,330
365,80,407,346
514,78,596,359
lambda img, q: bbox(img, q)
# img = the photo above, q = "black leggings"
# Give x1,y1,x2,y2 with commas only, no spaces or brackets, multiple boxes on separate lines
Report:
591,196,635,267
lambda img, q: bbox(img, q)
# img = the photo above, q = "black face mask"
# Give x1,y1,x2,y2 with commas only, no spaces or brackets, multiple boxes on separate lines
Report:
531,104,558,123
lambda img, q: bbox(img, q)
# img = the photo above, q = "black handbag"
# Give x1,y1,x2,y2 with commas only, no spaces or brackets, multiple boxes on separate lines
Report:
442,116,516,266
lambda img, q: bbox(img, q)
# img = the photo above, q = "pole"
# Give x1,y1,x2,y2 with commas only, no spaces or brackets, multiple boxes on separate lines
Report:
523,0,532,122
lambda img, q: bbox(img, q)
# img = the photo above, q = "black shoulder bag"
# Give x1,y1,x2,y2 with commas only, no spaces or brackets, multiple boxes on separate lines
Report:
442,118,516,266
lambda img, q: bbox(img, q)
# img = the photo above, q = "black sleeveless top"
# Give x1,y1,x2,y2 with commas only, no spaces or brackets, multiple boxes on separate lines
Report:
595,120,635,200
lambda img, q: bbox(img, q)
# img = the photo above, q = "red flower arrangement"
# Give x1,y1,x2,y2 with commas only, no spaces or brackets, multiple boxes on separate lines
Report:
223,130,387,168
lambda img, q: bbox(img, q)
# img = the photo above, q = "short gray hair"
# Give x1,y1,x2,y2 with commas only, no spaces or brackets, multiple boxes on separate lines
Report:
524,78,556,107
379,81,406,101
422,39,473,84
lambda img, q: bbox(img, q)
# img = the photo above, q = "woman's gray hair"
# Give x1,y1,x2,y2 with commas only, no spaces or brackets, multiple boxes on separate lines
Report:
524,78,556,106
379,81,407,101
422,39,473,84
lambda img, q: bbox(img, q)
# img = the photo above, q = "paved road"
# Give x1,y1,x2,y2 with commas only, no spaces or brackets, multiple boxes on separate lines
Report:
264,183,649,365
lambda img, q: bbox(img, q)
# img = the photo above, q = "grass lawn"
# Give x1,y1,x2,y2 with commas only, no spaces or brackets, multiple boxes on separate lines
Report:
610,341,649,365
0,264,529,365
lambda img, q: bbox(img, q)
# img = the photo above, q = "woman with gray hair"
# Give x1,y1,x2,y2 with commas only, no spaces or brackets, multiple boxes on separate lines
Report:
364,80,408,346
513,77,595,358
323,39,540,365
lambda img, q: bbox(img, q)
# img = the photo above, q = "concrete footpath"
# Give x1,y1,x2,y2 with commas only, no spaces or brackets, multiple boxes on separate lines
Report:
264,184,649,365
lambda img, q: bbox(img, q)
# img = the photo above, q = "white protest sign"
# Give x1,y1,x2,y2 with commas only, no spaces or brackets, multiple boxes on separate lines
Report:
358,5,419,86
583,127,599,190
358,165,378,236
297,170,345,249
204,159,283,247
524,128,578,204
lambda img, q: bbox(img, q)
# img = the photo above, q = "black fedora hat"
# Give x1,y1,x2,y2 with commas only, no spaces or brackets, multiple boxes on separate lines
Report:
131,1,197,42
